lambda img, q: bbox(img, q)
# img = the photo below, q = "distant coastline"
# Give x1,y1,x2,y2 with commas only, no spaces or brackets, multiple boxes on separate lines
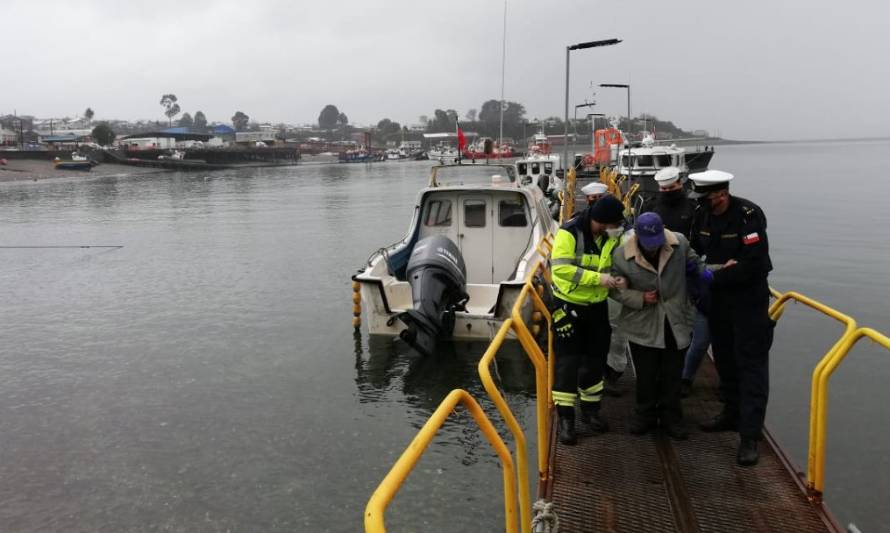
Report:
709,136,890,146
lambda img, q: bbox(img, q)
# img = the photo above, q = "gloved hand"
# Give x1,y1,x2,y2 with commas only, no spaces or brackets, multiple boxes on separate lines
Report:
552,307,575,339
699,269,714,286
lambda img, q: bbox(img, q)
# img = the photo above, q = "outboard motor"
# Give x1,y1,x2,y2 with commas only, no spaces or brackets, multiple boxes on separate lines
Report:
397,235,469,357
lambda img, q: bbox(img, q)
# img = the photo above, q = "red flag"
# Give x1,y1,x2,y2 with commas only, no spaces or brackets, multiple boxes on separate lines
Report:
456,122,467,151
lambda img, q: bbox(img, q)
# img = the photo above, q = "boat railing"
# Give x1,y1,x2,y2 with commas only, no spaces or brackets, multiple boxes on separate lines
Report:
428,163,518,188
365,234,554,533
769,289,890,501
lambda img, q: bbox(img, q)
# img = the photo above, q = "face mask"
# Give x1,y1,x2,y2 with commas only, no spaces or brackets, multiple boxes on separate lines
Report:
697,196,712,211
606,227,624,239
660,188,685,202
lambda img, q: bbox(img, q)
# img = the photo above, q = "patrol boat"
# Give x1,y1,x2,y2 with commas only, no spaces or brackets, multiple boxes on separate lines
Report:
353,164,557,356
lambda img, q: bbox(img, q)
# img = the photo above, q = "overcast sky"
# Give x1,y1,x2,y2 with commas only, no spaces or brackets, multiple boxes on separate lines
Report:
2,0,887,140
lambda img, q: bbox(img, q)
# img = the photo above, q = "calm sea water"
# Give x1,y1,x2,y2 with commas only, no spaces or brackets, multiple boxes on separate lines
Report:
0,140,888,532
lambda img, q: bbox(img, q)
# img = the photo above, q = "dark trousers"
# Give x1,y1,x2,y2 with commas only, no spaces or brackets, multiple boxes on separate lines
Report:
553,300,611,404
709,287,773,439
629,320,684,425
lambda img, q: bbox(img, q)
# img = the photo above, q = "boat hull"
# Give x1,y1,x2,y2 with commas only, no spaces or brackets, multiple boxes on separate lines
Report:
684,149,714,173
358,279,533,341
53,161,93,171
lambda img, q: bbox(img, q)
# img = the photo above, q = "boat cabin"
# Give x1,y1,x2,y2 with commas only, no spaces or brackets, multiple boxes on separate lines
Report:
355,164,556,339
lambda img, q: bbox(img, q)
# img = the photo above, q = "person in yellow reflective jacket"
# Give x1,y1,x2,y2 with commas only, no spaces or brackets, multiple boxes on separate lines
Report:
550,195,628,445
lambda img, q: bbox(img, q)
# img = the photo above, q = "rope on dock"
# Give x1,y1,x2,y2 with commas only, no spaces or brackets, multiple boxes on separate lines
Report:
531,499,559,533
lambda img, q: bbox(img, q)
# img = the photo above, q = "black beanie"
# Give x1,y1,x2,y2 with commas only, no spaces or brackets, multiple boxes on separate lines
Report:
588,194,624,224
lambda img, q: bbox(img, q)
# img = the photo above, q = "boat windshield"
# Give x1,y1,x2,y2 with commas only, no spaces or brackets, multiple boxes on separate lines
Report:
432,165,517,186
635,155,654,167
655,154,673,166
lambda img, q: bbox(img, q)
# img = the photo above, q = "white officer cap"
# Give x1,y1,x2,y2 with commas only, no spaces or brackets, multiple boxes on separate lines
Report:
654,167,680,185
581,182,608,196
689,170,733,188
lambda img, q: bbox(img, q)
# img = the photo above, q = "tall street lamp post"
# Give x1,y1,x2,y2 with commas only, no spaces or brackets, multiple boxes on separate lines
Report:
564,39,622,174
600,83,631,137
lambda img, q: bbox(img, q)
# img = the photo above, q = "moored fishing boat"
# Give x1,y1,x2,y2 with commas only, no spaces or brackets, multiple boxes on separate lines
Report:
580,124,715,207
463,136,514,160
353,164,557,356
53,156,94,171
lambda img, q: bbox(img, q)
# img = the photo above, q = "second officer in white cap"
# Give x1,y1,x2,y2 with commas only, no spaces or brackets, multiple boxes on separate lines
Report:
648,167,695,237
581,181,609,206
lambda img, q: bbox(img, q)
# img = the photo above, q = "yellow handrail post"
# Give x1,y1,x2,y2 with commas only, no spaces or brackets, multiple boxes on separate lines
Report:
364,389,519,533
560,167,576,223
809,327,890,496
766,290,858,497
527,263,555,399
478,318,532,533
510,286,551,482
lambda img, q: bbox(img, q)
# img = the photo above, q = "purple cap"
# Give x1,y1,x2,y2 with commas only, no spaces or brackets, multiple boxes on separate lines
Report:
635,212,665,250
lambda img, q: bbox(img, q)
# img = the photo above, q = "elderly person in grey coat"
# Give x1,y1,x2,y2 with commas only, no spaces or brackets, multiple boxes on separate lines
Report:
610,212,712,439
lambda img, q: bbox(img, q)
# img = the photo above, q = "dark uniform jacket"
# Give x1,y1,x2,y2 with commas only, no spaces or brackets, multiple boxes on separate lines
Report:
650,190,696,238
690,195,772,298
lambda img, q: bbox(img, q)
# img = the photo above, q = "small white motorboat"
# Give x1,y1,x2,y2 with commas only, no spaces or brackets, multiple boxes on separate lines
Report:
354,164,557,356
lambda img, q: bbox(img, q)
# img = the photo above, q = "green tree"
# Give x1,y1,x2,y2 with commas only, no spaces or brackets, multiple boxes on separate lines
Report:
375,118,402,142
91,122,115,146
478,99,526,138
465,109,477,122
428,109,453,132
276,123,288,140
318,104,340,131
160,94,180,126
178,112,193,128
84,107,94,124
337,112,349,127
193,111,208,132
231,111,249,131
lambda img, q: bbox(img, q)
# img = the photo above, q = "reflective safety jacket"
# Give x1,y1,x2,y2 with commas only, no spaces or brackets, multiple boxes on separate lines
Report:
550,215,619,305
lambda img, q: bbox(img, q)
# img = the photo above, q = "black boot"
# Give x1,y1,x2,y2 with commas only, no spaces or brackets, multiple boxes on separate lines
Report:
662,419,690,441
679,379,692,399
604,366,623,397
628,416,656,435
737,437,759,466
580,402,609,433
556,406,577,445
699,410,738,432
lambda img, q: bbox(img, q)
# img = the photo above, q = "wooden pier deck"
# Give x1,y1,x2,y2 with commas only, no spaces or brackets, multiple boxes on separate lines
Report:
542,357,842,533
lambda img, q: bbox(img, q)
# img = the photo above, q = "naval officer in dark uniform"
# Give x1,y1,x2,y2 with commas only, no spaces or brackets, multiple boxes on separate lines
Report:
689,170,773,466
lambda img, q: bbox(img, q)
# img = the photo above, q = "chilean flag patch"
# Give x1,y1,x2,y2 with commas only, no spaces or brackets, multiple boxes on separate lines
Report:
742,232,760,245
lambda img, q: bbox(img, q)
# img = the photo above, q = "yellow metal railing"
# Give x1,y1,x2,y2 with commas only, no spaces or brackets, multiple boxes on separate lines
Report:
366,235,554,533
476,240,555,533
807,325,890,497
768,289,890,500
364,389,519,533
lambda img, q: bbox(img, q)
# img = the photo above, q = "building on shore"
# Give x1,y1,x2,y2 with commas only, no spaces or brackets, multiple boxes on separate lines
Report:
0,128,17,146
234,131,276,145
118,130,221,151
